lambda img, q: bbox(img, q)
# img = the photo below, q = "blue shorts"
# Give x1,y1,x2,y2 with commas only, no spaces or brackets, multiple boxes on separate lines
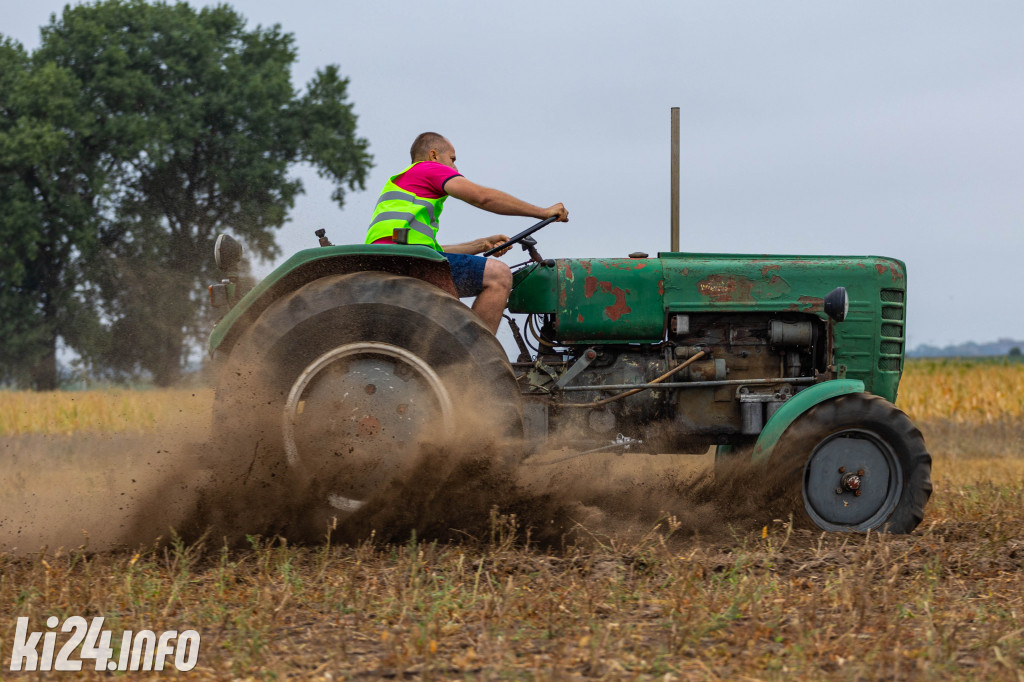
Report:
442,252,487,298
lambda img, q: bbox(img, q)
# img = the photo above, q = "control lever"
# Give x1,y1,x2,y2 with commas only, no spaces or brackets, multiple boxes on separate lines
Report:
520,235,543,263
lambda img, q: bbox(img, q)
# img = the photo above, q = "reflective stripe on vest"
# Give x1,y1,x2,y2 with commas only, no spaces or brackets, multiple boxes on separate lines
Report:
365,165,448,251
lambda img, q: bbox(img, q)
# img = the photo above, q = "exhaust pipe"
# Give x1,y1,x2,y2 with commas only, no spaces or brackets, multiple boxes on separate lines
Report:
670,106,680,252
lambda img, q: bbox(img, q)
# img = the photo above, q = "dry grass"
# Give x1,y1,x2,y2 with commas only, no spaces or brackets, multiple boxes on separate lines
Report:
0,389,213,435
1,425,1022,680
0,361,1023,679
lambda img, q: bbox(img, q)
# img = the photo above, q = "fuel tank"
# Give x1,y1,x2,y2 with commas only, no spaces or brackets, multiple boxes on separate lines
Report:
509,258,667,342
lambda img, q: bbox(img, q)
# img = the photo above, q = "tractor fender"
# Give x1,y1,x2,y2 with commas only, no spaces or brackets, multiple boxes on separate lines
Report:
209,244,455,358
750,379,867,463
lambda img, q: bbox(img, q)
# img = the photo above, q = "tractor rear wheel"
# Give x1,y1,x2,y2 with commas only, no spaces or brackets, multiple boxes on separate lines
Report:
211,271,523,531
771,393,931,533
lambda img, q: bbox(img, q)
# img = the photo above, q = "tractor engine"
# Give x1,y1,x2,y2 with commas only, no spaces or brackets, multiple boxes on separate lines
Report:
518,311,827,452
507,252,904,453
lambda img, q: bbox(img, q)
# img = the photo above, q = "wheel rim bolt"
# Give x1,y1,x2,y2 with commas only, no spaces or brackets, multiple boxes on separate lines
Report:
838,466,846,473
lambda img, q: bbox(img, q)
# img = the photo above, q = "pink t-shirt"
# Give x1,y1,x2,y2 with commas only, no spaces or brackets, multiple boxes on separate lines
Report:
393,161,462,199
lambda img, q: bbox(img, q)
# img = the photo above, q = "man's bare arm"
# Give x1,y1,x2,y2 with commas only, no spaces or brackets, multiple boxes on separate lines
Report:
442,234,512,256
445,176,568,222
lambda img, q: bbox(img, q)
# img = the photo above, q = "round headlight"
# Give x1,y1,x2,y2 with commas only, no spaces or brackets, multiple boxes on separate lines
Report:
824,286,849,322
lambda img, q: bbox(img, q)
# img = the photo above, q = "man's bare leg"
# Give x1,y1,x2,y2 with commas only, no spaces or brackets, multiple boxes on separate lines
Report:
472,259,513,333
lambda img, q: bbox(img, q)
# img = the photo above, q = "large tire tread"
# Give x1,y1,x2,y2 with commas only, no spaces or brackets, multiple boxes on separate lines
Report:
771,393,931,533
206,271,523,540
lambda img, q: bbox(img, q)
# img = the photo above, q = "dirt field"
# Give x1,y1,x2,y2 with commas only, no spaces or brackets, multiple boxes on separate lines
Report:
1,369,1023,679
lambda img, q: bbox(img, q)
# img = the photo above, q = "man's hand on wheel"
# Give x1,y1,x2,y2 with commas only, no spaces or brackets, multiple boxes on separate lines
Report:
481,234,512,257
544,203,569,222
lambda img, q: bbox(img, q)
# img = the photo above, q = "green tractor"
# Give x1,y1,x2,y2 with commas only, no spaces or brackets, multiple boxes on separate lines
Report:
206,219,931,533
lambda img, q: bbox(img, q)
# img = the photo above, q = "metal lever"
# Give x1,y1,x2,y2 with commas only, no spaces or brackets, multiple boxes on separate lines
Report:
503,314,532,363
554,348,598,388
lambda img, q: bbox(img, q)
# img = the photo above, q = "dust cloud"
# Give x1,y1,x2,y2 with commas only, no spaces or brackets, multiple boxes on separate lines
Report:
0,390,795,556
0,426,212,555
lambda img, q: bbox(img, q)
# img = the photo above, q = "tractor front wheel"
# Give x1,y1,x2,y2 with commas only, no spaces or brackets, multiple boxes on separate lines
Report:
771,393,931,533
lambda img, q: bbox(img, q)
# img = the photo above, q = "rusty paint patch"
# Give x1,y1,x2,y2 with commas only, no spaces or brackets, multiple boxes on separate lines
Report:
879,261,905,281
697,272,791,303
602,284,631,321
579,259,593,274
682,267,689,276
697,275,755,303
603,260,648,270
358,416,381,438
874,262,905,282
583,277,631,320
761,264,780,277
563,261,574,281
658,279,665,296
797,295,824,312
577,313,584,322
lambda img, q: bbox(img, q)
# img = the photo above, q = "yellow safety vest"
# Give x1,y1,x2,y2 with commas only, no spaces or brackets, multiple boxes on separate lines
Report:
365,164,448,251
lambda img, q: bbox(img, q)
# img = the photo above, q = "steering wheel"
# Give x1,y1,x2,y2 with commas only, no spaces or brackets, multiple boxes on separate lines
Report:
481,216,559,257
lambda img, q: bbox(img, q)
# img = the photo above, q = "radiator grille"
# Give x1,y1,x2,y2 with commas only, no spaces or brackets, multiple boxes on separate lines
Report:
880,341,902,355
878,289,905,373
881,323,903,338
878,357,902,371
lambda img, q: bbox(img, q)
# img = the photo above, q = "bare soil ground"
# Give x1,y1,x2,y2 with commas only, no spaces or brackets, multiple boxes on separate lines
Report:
1,418,1023,679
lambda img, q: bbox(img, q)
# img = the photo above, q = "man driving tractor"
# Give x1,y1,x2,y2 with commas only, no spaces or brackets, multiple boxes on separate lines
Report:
365,132,569,333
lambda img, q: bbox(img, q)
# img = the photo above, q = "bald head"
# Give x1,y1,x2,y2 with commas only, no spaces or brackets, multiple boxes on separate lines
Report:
410,132,452,163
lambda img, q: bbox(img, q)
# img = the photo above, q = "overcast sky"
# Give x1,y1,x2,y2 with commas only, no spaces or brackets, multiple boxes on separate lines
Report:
6,1,1023,350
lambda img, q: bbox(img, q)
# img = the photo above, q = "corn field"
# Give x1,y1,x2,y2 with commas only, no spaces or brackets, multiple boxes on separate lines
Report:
898,358,1024,423
0,359,1021,435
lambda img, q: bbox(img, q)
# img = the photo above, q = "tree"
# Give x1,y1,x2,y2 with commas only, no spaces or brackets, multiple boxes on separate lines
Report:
0,38,109,389
1010,347,1022,358
31,0,371,386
